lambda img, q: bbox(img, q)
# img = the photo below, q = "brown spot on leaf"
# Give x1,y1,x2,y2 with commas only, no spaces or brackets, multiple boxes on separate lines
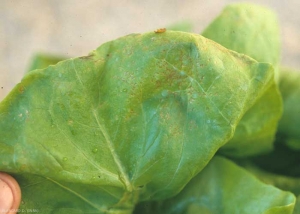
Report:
79,53,95,60
19,86,24,93
154,28,166,33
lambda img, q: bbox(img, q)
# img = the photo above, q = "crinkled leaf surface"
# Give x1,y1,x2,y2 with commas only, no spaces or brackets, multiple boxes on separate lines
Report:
202,3,282,157
0,31,274,213
278,68,300,150
27,53,65,73
133,156,296,214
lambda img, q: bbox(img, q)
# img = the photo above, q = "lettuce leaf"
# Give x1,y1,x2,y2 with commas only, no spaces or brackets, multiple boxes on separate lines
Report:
252,142,300,179
202,3,280,81
27,53,65,72
240,160,300,196
278,68,300,150
0,31,275,213
238,156,300,214
134,156,296,214
167,21,194,32
202,3,282,157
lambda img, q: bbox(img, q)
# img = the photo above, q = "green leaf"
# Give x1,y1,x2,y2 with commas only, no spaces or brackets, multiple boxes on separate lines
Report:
219,83,282,157
202,3,280,80
251,136,300,178
202,3,282,157
240,161,300,197
134,156,296,214
278,68,300,150
27,53,65,72
0,31,275,213
13,173,132,214
236,159,300,213
250,68,300,178
294,196,300,214
167,21,194,32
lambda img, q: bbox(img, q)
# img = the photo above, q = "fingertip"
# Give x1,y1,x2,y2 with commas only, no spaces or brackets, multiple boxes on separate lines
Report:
0,172,21,214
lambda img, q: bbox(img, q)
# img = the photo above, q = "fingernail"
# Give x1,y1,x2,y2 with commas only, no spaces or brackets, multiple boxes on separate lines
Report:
0,178,13,214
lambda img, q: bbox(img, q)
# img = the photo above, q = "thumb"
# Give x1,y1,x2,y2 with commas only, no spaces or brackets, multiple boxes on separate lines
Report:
0,173,21,214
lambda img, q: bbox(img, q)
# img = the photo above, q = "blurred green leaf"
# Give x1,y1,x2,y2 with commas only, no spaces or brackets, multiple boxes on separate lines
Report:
278,68,300,150
167,20,194,32
27,53,65,72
